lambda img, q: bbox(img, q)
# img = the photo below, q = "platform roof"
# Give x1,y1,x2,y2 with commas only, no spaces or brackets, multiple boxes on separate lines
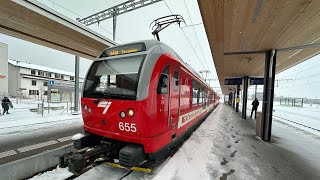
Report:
198,0,320,94
0,0,116,60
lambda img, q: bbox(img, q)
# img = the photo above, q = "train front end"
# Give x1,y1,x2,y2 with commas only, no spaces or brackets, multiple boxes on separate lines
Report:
59,42,162,175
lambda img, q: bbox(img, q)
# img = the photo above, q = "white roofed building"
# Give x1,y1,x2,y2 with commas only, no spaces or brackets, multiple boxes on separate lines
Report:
8,59,84,100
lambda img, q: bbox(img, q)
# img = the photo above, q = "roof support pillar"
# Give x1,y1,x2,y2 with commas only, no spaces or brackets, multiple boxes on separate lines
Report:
228,92,233,105
236,85,240,112
242,76,249,119
232,90,236,108
261,49,277,141
74,55,80,112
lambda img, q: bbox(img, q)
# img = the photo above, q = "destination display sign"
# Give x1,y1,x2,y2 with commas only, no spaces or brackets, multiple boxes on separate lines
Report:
224,78,242,85
100,43,146,58
250,77,264,85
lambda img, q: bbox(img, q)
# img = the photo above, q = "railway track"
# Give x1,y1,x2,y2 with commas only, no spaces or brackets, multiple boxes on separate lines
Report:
63,167,133,180
273,115,320,132
243,106,320,132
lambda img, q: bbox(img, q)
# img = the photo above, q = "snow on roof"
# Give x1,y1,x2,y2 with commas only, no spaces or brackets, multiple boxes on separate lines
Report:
8,59,84,78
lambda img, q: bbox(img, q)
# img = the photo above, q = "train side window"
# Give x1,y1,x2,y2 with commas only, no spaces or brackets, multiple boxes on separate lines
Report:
174,71,179,91
157,66,169,94
199,87,204,104
192,80,199,105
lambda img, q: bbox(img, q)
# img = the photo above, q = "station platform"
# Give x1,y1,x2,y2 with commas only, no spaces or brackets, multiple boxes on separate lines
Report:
152,104,320,180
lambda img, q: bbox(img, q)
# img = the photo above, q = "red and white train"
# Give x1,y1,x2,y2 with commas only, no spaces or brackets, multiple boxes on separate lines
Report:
61,40,220,174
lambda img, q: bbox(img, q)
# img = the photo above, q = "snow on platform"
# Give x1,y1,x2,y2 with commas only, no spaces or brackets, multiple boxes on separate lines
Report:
29,104,320,180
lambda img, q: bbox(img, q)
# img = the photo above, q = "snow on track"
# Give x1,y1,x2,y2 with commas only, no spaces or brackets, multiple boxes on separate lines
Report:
29,166,73,180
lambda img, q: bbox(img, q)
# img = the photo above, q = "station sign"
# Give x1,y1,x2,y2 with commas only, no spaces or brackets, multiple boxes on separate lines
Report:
47,80,82,103
49,80,55,85
249,77,264,85
224,78,242,85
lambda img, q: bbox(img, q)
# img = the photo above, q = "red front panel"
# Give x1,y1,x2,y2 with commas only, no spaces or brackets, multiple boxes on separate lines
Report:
81,52,217,154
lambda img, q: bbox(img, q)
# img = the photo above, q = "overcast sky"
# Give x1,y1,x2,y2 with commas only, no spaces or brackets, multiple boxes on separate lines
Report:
0,0,319,98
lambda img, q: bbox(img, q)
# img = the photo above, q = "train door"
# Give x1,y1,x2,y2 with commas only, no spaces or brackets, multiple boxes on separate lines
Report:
157,66,170,129
169,65,180,138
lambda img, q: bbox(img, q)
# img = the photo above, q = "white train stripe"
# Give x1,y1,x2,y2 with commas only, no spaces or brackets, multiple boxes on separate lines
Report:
57,136,73,142
0,150,17,159
17,140,58,153
178,104,214,129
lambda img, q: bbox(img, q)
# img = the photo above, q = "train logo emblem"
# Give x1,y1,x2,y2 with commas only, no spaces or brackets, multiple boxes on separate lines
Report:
97,101,112,114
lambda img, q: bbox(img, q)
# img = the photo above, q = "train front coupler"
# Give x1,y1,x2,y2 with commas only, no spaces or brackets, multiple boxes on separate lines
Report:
59,133,114,175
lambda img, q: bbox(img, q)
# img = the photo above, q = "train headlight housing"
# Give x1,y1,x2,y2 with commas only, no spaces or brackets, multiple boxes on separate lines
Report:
120,111,126,118
127,109,134,117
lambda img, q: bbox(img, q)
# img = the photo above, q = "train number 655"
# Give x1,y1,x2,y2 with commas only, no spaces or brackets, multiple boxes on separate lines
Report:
119,122,137,132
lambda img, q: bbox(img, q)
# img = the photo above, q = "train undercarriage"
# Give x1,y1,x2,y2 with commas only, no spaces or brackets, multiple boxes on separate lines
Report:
59,133,154,175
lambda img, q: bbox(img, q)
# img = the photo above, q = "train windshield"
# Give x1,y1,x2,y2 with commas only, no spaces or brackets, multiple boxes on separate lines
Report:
83,55,145,100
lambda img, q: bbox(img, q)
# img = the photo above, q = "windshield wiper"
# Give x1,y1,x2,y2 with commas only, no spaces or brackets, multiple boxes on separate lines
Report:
93,93,110,104
109,94,135,100
92,93,135,104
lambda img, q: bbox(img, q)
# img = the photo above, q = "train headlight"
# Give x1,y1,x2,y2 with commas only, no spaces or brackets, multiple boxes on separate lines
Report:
127,109,134,117
88,108,92,113
84,105,88,111
120,111,126,118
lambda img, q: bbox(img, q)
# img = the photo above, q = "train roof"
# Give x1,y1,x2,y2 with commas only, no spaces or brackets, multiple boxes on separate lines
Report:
99,39,214,92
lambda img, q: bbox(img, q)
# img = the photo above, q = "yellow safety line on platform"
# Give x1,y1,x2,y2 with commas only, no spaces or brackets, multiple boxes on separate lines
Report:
105,162,152,173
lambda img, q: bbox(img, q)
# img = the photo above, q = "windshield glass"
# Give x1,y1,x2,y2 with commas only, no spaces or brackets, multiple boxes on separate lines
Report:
83,55,145,99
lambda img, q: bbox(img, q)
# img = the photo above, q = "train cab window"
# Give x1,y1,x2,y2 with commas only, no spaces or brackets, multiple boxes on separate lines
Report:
192,80,199,105
157,66,169,94
83,55,145,100
173,71,179,91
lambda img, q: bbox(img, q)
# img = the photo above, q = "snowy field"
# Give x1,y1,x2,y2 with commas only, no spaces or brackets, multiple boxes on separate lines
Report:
29,104,320,180
0,99,83,143
241,100,320,136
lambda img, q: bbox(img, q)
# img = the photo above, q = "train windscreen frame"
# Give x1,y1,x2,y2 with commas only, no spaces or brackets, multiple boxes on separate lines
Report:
83,55,145,100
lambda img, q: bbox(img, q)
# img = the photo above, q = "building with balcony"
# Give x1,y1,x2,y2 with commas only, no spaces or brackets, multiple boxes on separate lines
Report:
8,59,84,99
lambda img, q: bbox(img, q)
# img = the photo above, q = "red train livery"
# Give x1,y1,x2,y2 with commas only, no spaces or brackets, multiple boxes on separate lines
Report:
61,40,220,174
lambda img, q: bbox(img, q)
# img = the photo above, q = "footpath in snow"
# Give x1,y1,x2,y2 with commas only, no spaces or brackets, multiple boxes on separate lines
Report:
30,104,320,180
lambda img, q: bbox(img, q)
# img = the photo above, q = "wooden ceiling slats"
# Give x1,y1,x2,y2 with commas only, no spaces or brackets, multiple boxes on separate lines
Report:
0,1,111,59
198,0,320,93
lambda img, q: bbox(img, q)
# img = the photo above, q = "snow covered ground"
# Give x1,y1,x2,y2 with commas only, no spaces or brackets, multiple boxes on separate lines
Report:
29,104,320,180
0,99,83,144
241,100,320,136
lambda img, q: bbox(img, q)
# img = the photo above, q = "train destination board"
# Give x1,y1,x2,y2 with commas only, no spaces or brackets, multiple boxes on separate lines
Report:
250,77,264,85
101,43,146,57
224,78,242,85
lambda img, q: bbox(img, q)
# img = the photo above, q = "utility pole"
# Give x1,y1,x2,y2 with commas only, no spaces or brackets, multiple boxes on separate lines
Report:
16,60,21,104
74,56,80,112
275,78,293,87
206,78,218,87
199,70,210,81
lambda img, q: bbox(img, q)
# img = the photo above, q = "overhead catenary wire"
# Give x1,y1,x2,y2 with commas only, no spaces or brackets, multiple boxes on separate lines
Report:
277,63,320,79
163,0,207,75
276,79,320,89
183,0,211,71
